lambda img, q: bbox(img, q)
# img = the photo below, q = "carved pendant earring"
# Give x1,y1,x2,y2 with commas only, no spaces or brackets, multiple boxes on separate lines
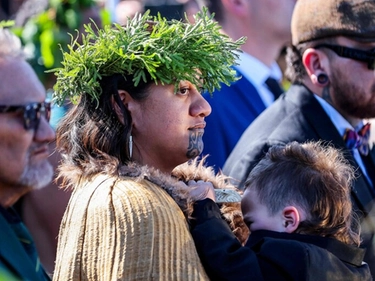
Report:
128,135,133,159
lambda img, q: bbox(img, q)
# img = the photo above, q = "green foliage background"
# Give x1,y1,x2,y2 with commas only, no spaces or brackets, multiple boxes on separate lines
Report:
11,0,110,88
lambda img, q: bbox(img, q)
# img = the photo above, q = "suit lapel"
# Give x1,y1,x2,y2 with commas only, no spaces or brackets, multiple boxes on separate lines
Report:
369,146,375,164
0,212,40,280
288,85,345,148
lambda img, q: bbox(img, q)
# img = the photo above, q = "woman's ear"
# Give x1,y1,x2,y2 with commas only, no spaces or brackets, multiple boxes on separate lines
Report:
111,90,133,125
302,48,330,87
282,206,301,233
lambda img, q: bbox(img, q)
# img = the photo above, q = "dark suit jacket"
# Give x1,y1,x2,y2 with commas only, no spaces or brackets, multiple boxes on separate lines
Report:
202,69,266,172
0,208,50,280
191,199,371,281
223,83,375,275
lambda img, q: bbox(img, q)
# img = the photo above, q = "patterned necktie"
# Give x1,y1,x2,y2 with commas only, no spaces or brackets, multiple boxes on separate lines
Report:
264,77,284,100
343,123,371,156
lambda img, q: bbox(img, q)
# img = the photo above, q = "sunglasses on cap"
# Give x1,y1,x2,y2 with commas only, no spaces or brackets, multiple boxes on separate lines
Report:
314,44,375,70
0,101,51,131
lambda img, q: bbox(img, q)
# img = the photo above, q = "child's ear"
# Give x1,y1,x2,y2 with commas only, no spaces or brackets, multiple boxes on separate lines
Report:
282,206,301,233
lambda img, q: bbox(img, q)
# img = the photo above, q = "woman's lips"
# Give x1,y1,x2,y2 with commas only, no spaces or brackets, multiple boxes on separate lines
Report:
189,122,206,130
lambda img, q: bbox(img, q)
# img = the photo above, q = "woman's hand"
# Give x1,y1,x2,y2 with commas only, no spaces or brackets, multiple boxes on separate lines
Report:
186,180,216,202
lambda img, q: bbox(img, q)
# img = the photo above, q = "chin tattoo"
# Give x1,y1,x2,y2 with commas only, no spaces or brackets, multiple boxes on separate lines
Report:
187,131,204,158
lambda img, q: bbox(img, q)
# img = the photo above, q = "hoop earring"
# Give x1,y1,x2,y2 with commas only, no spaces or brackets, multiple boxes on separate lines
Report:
317,73,329,85
128,135,133,159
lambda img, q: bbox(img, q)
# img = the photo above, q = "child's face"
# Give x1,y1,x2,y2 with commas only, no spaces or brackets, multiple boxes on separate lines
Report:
241,188,287,232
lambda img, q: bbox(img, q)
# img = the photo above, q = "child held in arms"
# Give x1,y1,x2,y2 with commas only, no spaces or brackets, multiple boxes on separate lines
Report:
188,141,371,281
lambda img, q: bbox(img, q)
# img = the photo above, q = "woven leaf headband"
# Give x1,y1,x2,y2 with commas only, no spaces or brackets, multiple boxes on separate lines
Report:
52,8,246,106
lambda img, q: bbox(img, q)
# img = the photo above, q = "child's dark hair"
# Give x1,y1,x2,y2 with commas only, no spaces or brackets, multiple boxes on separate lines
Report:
244,141,361,246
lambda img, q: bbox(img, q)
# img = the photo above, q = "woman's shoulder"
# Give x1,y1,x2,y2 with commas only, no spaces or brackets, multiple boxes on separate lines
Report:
70,171,181,212
74,172,164,199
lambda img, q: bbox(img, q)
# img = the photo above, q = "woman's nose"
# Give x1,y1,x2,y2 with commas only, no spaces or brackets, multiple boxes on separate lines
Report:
191,91,212,117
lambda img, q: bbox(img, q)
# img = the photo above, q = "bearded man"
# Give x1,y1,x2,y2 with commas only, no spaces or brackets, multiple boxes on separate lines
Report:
0,27,55,280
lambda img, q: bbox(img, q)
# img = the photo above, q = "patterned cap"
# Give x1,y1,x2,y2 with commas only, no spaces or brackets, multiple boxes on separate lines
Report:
292,0,375,45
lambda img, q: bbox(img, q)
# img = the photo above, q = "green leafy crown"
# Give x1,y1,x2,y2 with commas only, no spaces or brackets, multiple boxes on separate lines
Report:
52,8,246,106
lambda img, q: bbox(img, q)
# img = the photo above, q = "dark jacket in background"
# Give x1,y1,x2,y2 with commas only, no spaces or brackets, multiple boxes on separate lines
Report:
202,69,266,172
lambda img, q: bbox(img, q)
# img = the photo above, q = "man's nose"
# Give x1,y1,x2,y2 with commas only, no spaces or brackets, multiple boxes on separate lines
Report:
34,117,56,142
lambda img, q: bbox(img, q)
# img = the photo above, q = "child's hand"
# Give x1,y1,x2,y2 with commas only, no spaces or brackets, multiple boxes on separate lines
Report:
187,180,216,202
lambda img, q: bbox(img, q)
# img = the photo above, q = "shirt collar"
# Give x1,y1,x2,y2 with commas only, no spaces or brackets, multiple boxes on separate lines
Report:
234,51,282,87
314,95,365,136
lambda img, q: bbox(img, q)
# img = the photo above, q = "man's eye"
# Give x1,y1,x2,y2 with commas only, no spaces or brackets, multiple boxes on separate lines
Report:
178,88,190,96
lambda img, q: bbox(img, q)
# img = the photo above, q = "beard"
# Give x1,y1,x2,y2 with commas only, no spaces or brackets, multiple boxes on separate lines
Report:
19,155,54,190
331,69,375,119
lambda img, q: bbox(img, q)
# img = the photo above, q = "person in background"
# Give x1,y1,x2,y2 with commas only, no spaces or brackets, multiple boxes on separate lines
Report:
52,10,245,280
0,0,29,21
11,0,105,274
189,141,371,281
201,0,296,172
114,0,144,25
0,26,55,280
182,0,205,23
224,0,375,276
143,0,186,20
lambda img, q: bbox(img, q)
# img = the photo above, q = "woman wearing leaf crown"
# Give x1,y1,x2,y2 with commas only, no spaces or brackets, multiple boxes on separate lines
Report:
52,9,246,280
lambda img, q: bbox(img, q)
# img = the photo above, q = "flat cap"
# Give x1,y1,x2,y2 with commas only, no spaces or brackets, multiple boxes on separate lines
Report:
292,0,375,45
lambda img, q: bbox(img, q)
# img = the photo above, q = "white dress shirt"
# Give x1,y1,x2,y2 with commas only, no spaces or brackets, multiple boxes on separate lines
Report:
235,51,282,107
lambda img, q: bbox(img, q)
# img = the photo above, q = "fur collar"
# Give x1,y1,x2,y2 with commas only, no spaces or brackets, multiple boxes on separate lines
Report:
117,157,250,244
61,157,249,244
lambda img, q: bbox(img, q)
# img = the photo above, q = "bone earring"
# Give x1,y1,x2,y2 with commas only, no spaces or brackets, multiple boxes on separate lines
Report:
128,135,133,159
317,73,329,85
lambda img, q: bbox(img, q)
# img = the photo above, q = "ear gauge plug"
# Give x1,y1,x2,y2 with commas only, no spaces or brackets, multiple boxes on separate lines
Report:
317,73,329,85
